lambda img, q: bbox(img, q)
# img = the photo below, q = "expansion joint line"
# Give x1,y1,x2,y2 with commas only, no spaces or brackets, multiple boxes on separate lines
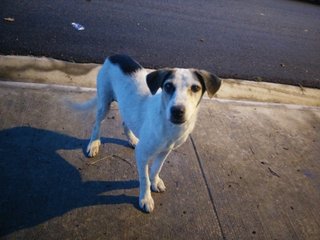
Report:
190,135,226,240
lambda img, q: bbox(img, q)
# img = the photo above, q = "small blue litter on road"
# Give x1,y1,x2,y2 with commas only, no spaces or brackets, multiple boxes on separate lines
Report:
71,22,85,31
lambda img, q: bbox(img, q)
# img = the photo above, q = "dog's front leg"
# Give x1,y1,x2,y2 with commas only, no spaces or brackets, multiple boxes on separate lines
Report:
150,150,171,193
135,144,154,213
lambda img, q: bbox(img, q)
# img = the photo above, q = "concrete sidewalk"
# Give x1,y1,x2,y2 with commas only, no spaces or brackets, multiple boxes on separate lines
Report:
0,56,320,239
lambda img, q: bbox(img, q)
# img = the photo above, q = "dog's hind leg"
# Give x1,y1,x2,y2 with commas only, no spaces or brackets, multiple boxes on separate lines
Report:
123,122,139,148
150,150,171,193
87,73,113,157
87,98,110,157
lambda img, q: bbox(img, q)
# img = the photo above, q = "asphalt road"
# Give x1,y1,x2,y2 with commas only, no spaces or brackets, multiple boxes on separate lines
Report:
1,0,320,88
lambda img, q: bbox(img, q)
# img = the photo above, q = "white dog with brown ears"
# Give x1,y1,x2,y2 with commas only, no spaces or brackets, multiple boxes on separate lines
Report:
82,54,221,213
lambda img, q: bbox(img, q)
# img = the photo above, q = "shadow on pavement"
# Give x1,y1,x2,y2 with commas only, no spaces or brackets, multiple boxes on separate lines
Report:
0,126,139,236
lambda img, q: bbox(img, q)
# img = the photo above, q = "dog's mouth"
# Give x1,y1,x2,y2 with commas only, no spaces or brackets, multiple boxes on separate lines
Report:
170,116,186,125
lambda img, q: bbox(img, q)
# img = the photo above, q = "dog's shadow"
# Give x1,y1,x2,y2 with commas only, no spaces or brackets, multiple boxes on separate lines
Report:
0,126,139,236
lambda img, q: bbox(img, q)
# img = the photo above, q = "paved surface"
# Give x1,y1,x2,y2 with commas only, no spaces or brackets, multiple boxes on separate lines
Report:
1,0,320,88
1,82,319,239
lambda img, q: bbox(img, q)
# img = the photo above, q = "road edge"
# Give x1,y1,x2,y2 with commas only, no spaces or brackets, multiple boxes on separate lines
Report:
1,55,319,107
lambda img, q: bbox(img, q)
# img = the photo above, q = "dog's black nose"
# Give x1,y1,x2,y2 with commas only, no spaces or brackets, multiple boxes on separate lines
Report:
170,105,186,124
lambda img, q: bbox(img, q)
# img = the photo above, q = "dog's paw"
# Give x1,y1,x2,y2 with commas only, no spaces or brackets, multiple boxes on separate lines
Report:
128,135,139,149
151,177,166,193
139,195,155,213
128,138,139,149
87,140,101,157
123,123,139,149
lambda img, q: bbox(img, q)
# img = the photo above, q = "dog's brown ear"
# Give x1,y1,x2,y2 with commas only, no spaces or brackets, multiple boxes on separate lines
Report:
193,70,221,98
146,69,174,95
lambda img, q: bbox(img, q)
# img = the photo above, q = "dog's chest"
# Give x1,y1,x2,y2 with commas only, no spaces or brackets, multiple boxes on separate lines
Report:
165,125,193,150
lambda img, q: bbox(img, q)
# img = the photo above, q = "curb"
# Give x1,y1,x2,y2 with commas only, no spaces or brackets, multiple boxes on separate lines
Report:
1,55,319,107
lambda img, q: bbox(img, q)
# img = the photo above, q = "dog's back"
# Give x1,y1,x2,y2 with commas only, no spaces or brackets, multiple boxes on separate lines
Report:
97,55,159,138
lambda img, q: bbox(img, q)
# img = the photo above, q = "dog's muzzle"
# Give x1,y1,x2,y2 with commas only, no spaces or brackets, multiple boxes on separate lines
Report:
170,105,186,124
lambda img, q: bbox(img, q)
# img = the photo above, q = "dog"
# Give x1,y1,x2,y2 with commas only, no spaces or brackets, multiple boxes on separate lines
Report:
81,54,221,213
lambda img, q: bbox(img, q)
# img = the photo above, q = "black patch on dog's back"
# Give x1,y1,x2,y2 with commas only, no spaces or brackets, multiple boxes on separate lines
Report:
109,54,142,74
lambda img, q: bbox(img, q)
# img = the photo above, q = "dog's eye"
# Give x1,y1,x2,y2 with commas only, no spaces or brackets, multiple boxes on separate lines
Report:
164,82,175,94
191,85,201,93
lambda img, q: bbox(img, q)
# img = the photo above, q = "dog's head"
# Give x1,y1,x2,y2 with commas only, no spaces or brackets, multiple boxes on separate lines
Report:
146,68,221,125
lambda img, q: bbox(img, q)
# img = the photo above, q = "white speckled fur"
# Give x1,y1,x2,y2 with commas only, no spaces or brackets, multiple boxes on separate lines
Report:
81,56,220,213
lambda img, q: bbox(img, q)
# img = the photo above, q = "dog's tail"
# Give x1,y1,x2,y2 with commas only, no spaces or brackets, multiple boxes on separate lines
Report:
65,97,97,111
